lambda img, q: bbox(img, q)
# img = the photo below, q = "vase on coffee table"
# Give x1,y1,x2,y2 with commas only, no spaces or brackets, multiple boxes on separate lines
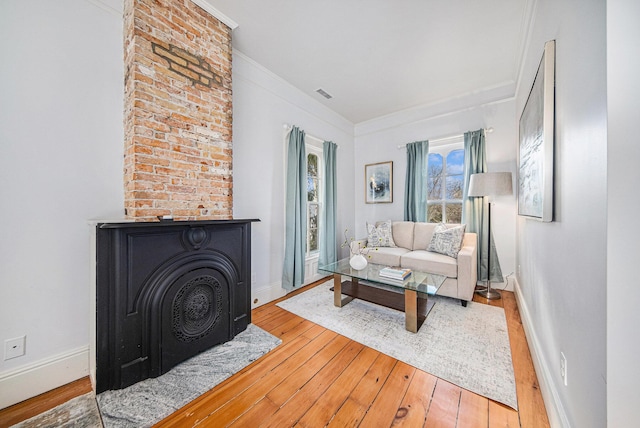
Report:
349,254,368,270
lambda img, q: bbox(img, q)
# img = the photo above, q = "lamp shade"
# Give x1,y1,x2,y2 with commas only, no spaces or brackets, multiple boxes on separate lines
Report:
468,172,513,197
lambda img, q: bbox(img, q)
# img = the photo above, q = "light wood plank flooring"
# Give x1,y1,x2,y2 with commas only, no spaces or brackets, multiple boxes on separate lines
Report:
0,278,549,428
0,377,93,427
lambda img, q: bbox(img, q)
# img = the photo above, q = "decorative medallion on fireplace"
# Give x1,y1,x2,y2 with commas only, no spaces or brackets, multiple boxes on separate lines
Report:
173,275,221,342
95,219,258,393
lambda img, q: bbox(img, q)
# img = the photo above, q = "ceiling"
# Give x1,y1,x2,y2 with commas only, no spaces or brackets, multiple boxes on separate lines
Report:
203,0,530,124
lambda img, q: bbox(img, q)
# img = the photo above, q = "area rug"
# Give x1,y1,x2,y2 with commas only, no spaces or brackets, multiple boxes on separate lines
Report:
12,324,281,428
277,280,518,409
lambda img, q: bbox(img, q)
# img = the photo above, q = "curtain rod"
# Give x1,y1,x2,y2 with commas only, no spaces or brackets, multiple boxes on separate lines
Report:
283,123,338,148
396,127,493,149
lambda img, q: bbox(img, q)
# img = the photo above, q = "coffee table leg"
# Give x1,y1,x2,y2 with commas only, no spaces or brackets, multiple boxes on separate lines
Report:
334,274,354,307
333,274,342,306
405,289,418,333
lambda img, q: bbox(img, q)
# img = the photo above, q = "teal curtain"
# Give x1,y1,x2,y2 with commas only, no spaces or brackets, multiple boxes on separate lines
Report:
462,129,504,283
282,126,307,290
319,141,337,268
404,140,429,222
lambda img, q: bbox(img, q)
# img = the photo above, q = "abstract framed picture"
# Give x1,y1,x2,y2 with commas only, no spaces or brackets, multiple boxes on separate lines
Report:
518,39,555,222
365,161,393,203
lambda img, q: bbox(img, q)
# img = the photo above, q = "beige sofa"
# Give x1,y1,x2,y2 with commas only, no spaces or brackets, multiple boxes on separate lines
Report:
352,221,478,306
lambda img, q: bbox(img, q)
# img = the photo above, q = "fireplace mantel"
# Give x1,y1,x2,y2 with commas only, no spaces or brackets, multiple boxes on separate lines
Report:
97,219,259,229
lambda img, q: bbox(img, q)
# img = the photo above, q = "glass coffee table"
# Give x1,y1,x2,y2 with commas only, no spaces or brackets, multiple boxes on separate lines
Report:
319,258,447,333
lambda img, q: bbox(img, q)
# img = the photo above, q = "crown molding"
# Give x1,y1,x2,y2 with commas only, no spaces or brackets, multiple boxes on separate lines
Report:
354,82,515,137
190,0,238,30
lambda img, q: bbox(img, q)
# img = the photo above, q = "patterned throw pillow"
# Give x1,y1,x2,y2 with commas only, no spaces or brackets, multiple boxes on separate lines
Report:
366,220,396,247
427,223,466,258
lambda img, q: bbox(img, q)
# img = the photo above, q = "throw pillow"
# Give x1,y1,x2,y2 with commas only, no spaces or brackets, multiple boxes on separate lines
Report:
427,223,466,258
366,220,396,247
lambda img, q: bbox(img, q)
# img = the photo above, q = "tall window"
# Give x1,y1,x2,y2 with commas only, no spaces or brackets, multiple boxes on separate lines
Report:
306,146,322,256
427,147,464,223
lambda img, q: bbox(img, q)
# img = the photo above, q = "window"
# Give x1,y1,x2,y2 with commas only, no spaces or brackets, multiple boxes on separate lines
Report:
427,146,464,223
306,145,322,256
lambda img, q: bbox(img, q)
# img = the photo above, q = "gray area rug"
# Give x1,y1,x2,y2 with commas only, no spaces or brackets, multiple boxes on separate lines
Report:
277,280,518,409
12,324,280,428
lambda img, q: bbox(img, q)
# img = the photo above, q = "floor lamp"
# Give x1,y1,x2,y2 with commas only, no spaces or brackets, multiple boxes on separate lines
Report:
467,172,513,300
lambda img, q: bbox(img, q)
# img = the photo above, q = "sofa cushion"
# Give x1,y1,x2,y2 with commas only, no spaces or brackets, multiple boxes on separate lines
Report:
412,222,437,250
366,247,410,267
427,223,466,258
400,250,458,278
366,220,396,247
391,221,415,249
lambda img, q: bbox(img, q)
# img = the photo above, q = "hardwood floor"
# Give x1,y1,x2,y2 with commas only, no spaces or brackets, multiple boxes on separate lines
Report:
0,279,549,428
0,377,93,427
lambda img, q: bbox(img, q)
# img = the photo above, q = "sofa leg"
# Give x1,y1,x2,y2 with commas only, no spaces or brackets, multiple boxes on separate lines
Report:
461,300,467,307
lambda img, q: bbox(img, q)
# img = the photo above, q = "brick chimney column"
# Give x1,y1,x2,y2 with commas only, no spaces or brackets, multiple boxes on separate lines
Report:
124,0,233,220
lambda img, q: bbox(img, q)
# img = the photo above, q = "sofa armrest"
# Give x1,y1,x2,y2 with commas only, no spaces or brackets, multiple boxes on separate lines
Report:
456,233,478,301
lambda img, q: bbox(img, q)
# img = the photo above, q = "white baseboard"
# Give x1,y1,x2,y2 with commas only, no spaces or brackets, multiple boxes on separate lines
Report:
252,281,286,309
0,346,89,409
251,273,328,310
513,278,571,428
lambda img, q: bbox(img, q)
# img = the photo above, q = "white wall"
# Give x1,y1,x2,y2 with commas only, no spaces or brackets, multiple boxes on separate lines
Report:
353,94,518,291
514,0,607,426
0,0,124,408
231,52,355,307
607,0,640,425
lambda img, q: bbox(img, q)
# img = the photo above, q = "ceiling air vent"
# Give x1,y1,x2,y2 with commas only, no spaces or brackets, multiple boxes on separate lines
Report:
315,88,333,99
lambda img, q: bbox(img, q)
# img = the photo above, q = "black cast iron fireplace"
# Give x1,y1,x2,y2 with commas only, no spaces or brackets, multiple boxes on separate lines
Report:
95,219,258,393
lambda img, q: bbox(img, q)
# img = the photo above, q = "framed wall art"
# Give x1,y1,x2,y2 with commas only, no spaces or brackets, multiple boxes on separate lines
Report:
518,39,555,222
365,161,393,203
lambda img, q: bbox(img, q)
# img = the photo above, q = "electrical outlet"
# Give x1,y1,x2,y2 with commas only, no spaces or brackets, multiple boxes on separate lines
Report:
4,336,26,360
560,352,568,386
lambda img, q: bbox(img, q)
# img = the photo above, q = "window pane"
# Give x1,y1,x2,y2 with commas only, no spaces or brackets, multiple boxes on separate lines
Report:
428,153,443,199
428,178,442,200
307,177,317,201
427,203,442,223
308,228,318,252
309,203,318,228
307,154,317,177
446,174,463,199
307,152,318,202
313,179,319,201
308,203,318,252
446,150,464,175
446,203,462,224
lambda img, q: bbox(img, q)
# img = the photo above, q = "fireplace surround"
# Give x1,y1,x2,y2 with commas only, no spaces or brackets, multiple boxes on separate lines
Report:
95,219,257,393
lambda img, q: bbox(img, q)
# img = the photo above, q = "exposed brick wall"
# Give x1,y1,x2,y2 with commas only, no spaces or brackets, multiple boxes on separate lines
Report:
124,0,232,220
